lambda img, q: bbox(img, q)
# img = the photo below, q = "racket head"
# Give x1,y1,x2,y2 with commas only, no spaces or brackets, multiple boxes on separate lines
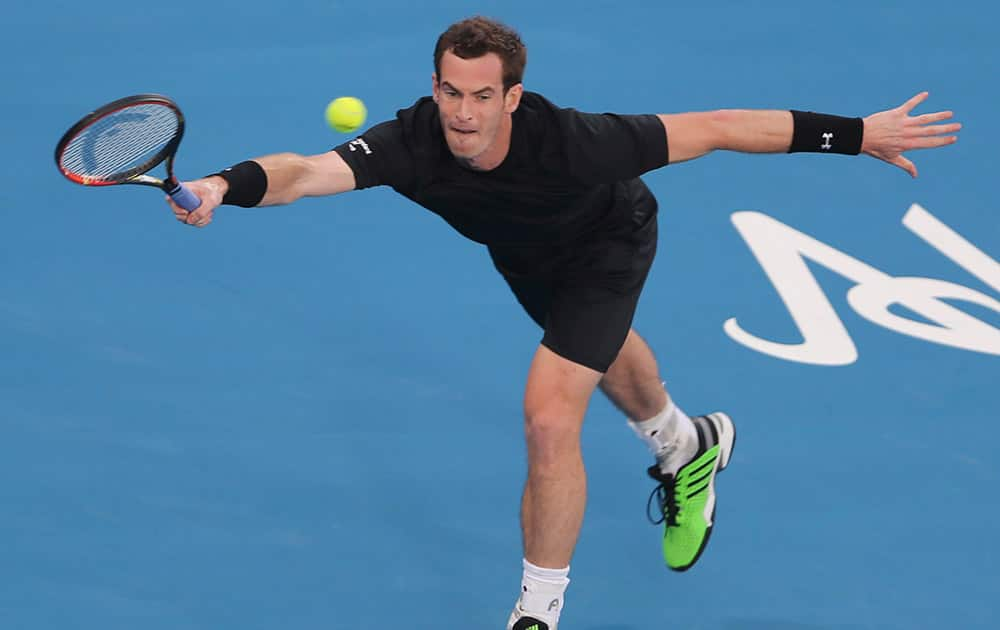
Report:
54,94,186,188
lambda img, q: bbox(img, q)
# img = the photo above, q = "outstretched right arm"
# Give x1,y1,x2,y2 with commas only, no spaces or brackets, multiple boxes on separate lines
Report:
244,150,357,205
167,150,357,228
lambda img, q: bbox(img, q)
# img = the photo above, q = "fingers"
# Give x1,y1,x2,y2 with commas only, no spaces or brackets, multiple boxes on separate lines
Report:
166,196,214,228
164,178,225,229
167,197,188,222
911,110,953,125
900,91,929,114
892,154,918,179
910,135,959,149
186,210,213,227
913,122,962,137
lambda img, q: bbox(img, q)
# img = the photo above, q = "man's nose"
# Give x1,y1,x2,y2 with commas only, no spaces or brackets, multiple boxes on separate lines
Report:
457,96,474,120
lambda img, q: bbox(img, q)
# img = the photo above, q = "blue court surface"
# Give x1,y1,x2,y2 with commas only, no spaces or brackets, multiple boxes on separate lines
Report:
2,2,998,629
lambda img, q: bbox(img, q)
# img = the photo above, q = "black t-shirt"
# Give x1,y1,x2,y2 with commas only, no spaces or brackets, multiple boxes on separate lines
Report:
333,91,669,249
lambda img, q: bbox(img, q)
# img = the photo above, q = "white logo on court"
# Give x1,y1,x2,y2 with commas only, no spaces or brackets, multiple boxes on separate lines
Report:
725,204,1000,365
821,132,833,150
348,138,372,155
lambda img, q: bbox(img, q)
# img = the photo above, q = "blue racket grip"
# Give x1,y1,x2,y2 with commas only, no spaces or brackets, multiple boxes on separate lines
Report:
168,182,202,211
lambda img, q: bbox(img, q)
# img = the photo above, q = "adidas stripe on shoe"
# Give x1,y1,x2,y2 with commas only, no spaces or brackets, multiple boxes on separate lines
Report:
646,411,736,571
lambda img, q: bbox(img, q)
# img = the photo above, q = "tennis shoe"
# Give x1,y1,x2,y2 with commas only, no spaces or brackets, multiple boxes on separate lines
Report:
646,412,735,571
507,607,553,630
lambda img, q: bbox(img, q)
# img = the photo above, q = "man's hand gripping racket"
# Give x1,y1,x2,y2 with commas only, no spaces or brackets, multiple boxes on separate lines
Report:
55,94,220,228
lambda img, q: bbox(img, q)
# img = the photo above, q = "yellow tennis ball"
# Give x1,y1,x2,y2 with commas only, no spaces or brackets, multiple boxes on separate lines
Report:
325,96,367,133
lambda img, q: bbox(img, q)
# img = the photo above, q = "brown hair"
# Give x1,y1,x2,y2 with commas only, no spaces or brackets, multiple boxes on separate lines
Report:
434,16,527,92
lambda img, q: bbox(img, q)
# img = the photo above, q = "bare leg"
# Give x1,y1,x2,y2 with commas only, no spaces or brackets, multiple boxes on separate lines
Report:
521,344,603,567
599,329,669,421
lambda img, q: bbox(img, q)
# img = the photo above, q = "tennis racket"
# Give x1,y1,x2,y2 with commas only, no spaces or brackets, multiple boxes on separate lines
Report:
54,94,201,210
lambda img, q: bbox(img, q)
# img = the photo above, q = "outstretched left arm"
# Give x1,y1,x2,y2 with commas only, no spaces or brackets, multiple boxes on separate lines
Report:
659,92,960,178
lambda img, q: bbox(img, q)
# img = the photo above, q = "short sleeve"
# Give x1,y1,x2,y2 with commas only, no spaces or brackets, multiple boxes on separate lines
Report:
332,120,416,192
559,110,669,183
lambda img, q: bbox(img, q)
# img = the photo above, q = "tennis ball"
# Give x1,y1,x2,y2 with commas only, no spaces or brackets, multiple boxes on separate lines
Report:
325,96,367,133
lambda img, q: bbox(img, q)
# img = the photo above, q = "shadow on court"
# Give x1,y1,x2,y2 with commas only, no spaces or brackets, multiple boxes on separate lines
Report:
585,620,865,630
722,621,869,630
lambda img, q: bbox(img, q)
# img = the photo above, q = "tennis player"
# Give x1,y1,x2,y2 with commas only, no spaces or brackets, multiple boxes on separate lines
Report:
166,16,960,630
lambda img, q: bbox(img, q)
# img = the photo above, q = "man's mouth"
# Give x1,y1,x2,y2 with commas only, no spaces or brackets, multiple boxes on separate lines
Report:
451,127,477,135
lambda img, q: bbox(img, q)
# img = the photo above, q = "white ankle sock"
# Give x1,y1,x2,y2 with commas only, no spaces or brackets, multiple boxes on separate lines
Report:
514,559,569,625
628,398,698,475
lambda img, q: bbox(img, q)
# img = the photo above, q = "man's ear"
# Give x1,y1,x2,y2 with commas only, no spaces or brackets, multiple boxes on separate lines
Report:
432,73,440,103
505,83,524,114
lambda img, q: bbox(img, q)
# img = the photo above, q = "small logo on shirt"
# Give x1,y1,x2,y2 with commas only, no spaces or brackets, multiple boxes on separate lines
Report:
348,138,372,155
821,132,833,150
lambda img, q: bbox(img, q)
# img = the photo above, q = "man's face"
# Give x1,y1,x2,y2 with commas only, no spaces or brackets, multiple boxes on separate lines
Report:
433,50,522,164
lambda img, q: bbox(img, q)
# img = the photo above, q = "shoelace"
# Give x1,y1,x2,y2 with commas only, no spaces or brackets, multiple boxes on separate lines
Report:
645,466,680,526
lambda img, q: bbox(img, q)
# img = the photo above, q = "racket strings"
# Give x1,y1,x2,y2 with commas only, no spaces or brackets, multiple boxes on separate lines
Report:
59,104,180,182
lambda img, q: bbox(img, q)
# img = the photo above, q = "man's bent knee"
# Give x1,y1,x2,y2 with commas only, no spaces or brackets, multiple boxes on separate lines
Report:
524,408,583,467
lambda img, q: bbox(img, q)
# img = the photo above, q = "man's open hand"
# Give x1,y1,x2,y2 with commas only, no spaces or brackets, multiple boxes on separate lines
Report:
862,92,961,178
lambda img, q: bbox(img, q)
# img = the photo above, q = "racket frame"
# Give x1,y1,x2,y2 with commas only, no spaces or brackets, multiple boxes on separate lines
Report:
54,93,186,192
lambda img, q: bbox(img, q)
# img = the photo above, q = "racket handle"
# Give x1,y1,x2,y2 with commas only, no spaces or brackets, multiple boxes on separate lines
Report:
168,182,202,211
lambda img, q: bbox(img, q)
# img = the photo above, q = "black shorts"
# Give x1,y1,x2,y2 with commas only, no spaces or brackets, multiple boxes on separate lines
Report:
488,212,657,373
